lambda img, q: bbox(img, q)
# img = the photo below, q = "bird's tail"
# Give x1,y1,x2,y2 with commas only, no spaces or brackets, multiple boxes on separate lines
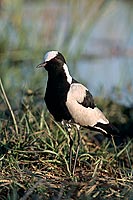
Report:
93,122,119,137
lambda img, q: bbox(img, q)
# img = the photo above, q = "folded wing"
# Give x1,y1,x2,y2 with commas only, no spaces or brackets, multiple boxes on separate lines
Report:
66,83,119,135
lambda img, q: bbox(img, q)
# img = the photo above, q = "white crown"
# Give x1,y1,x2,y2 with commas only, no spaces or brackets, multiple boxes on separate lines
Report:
44,51,58,62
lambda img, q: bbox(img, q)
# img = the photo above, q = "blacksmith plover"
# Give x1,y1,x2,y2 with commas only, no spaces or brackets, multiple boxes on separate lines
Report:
37,50,119,174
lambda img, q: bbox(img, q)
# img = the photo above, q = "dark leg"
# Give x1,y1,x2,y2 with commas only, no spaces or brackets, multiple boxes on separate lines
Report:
69,132,73,172
62,121,73,173
72,125,80,175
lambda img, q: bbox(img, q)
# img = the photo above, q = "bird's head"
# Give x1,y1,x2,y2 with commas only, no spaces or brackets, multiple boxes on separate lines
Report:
36,50,66,70
36,50,72,84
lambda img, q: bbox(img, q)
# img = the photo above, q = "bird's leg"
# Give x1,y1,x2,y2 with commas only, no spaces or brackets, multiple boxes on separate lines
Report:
62,121,73,173
69,131,73,172
72,124,80,176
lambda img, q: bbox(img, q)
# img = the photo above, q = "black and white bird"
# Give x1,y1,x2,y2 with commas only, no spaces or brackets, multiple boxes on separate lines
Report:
37,50,119,174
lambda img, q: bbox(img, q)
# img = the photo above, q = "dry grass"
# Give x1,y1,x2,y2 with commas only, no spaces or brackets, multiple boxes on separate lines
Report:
0,82,132,200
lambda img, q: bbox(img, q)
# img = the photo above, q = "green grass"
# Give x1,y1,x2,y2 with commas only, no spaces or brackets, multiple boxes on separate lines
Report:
0,80,132,200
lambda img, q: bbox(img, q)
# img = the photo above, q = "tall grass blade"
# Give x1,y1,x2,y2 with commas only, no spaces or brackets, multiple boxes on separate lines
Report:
0,78,18,135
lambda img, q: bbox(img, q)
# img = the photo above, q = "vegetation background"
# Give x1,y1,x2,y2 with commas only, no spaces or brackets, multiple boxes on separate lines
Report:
0,0,132,199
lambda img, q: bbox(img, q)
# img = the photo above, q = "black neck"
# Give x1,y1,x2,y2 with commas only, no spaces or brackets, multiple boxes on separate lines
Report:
47,69,70,95
47,61,71,86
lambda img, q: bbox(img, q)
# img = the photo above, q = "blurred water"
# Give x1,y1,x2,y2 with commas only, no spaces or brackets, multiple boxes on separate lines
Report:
74,1,133,106
76,58,133,106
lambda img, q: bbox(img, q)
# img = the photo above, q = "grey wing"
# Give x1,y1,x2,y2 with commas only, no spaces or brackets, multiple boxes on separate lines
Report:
66,83,111,134
72,79,95,109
